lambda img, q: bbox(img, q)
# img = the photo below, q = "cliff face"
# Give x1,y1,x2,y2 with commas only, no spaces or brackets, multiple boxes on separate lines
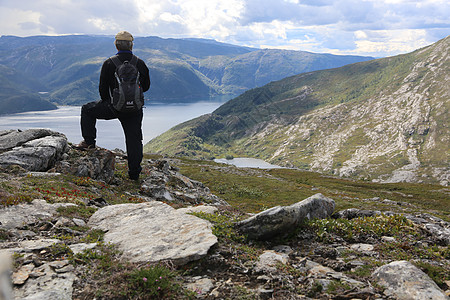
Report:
144,36,450,185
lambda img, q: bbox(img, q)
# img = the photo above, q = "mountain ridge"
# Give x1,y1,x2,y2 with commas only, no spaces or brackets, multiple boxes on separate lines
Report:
0,34,373,113
144,35,450,185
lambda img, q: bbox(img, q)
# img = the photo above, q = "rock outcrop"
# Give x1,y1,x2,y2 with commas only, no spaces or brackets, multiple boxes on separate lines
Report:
88,201,218,265
0,129,68,171
54,148,116,183
373,260,449,300
236,193,335,240
140,159,228,206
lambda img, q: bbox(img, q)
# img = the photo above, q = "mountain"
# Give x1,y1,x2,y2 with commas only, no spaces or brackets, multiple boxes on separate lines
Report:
0,35,373,111
0,65,56,115
144,36,450,185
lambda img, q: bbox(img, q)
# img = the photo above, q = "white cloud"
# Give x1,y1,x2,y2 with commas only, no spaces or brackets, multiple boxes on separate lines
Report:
0,0,448,57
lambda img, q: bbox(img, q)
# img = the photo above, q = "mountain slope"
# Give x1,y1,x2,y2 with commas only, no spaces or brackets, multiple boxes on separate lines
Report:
144,36,450,185
0,35,373,107
0,65,56,114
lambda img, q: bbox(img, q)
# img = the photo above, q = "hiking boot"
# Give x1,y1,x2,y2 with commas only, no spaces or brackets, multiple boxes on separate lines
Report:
73,140,96,150
129,173,140,181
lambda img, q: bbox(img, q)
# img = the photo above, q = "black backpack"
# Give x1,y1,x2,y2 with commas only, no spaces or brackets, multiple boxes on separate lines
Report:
110,55,144,112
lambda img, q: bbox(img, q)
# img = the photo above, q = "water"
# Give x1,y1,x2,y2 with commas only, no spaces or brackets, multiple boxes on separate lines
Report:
214,157,284,169
0,97,230,150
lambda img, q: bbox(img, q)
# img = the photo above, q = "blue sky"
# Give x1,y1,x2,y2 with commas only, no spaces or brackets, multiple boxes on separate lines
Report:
1,0,448,57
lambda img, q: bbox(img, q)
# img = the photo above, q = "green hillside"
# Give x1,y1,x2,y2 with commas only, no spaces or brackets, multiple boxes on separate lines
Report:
0,65,56,114
144,36,450,185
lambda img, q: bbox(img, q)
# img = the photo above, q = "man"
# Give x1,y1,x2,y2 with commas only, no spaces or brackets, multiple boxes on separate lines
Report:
75,31,150,180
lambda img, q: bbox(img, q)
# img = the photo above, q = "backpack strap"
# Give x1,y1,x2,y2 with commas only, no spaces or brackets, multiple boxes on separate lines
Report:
129,55,138,66
110,55,122,68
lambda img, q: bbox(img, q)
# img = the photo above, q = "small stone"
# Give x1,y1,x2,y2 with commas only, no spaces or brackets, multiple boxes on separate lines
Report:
12,263,34,285
272,245,293,255
185,277,214,296
381,236,396,243
258,287,274,295
55,217,75,227
257,275,271,282
48,260,69,269
69,242,97,255
350,243,374,252
255,250,288,273
20,238,61,251
72,218,86,227
28,265,47,278
54,265,75,273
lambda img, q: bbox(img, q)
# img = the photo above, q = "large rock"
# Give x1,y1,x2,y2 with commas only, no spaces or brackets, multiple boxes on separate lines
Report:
0,129,67,171
12,262,76,300
236,193,335,240
140,159,228,206
54,148,115,183
88,201,218,265
0,199,76,230
0,129,60,151
372,260,449,300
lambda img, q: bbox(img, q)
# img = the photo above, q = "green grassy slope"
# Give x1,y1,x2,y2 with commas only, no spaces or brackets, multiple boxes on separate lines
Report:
144,36,450,184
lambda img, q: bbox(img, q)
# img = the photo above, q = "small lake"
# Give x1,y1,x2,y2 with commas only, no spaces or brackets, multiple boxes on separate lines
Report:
214,157,284,169
0,97,230,150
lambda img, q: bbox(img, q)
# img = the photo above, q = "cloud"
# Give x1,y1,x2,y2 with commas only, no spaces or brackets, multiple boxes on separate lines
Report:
0,0,448,57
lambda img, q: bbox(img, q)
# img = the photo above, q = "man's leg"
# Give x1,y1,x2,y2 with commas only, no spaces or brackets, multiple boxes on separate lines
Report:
119,111,143,180
80,101,117,146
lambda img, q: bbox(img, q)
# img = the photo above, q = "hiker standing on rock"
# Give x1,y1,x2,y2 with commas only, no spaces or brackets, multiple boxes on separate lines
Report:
75,31,150,180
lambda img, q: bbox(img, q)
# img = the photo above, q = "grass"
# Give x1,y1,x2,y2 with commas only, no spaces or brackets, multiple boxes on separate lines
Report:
177,158,450,220
304,214,417,242
70,243,190,299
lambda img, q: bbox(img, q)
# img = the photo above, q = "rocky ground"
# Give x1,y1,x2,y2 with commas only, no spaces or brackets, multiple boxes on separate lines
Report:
0,129,449,299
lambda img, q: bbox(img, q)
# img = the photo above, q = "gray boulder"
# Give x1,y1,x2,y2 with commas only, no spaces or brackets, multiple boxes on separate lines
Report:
236,193,335,240
54,148,115,183
0,129,68,171
12,262,75,300
0,129,61,151
140,159,228,206
372,260,449,300
0,199,76,230
88,201,218,265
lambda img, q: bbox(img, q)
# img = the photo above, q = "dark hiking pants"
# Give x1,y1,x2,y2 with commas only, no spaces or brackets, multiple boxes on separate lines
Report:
80,100,143,179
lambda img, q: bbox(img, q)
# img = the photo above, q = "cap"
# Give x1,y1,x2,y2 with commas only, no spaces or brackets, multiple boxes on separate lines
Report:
115,31,134,41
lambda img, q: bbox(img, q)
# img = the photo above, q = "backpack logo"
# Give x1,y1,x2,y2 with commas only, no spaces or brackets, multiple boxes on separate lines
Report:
110,55,144,112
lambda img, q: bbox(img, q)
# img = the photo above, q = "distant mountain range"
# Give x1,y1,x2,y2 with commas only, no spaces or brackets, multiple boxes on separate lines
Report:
144,36,450,185
0,35,373,114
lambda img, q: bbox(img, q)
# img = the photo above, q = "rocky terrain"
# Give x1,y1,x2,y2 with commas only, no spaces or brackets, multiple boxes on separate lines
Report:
0,129,449,299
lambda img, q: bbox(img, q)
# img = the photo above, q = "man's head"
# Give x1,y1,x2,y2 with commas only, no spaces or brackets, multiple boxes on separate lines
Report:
115,31,134,51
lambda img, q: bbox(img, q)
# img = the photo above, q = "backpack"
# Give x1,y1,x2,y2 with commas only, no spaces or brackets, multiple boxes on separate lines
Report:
110,55,144,112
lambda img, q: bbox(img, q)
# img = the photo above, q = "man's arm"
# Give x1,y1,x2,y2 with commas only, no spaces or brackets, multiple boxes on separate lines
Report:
138,60,150,92
99,59,113,101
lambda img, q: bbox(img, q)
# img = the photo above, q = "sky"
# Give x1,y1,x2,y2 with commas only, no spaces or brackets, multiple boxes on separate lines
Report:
0,0,449,57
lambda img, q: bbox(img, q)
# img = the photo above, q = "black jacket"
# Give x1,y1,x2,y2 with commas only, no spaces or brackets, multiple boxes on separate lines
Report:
99,51,150,102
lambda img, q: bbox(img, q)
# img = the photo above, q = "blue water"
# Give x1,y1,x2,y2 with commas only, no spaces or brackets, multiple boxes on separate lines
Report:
0,98,229,150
